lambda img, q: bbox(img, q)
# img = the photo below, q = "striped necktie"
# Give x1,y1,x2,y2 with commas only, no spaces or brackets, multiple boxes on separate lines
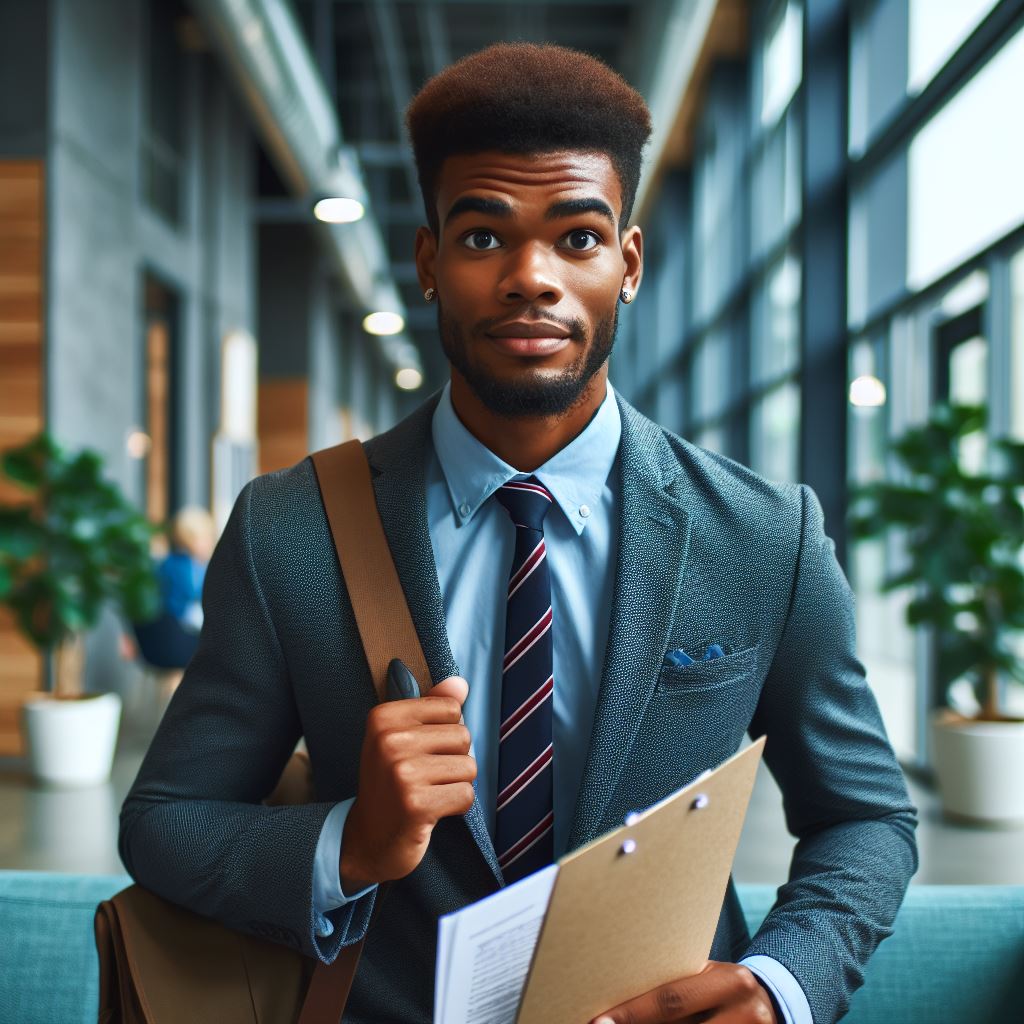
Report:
493,477,555,884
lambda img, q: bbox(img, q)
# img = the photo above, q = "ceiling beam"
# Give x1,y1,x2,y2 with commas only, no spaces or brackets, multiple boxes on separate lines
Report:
418,0,451,77
367,0,421,202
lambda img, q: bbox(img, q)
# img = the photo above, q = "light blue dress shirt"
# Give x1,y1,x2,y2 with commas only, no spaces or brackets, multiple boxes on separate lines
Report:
310,380,810,1024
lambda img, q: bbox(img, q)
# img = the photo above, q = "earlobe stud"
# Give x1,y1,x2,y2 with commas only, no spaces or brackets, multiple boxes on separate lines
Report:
424,287,436,302
620,288,633,304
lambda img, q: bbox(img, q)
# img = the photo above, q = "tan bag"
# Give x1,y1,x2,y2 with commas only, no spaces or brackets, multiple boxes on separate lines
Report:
95,440,433,1023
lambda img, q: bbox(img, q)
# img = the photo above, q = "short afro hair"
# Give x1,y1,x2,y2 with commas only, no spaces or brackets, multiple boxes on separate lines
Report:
405,42,652,236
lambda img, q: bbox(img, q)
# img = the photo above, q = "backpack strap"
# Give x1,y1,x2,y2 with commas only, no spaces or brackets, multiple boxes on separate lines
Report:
301,439,432,1022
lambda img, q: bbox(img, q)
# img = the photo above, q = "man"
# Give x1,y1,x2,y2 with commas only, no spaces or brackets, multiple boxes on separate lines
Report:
120,43,917,1024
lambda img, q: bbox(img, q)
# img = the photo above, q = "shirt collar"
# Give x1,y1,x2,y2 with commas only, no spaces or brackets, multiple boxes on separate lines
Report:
430,379,622,536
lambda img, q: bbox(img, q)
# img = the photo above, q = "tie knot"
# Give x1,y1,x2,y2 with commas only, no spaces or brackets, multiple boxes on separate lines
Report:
495,477,553,532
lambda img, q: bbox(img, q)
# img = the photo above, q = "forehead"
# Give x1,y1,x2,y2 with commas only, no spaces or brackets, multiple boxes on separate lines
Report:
436,150,622,219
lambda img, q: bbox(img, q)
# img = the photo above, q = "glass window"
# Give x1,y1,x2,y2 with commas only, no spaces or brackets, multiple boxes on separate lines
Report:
750,380,800,482
752,253,801,387
760,0,803,128
908,0,1000,94
847,149,908,329
908,24,1024,290
751,105,801,259
849,0,908,157
693,69,748,325
1012,248,1024,441
690,330,731,424
847,335,887,484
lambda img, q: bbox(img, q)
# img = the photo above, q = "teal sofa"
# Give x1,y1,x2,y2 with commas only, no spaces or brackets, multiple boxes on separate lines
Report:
1,872,1021,1022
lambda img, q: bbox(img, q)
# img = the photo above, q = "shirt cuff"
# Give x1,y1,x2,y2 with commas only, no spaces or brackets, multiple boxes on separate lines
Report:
739,955,812,1024
312,798,378,937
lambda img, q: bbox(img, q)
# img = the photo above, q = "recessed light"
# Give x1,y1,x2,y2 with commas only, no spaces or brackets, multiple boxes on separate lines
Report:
849,375,886,407
313,197,365,224
395,367,423,391
363,311,405,335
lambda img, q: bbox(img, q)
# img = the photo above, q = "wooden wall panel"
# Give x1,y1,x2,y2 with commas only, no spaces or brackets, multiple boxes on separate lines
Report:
257,378,308,476
0,160,46,756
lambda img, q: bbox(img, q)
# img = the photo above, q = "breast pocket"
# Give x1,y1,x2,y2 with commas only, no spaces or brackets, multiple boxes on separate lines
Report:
654,644,759,695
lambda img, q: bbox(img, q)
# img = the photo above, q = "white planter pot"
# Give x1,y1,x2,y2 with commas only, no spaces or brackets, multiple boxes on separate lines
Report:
22,692,122,787
931,710,1024,825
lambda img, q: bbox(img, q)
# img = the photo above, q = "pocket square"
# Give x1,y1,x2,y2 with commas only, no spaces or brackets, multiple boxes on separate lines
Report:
663,643,725,668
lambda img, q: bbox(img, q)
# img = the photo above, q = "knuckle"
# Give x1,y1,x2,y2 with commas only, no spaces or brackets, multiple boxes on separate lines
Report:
459,782,476,808
457,724,472,750
736,966,760,995
377,729,404,759
655,985,686,1015
392,758,416,785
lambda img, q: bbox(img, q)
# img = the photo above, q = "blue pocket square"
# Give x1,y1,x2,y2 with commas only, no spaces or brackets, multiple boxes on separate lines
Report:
664,643,725,668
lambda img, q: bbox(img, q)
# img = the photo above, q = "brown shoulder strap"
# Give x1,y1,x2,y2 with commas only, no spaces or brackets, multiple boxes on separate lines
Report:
311,439,431,699
300,439,432,1023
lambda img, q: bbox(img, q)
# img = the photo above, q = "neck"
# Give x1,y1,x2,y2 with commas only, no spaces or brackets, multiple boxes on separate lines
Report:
449,368,609,472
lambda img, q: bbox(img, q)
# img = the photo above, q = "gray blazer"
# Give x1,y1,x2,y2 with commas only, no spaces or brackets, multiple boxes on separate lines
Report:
120,391,918,1024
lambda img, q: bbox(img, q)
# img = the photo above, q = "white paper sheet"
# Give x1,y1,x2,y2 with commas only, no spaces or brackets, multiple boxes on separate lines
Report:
434,864,558,1024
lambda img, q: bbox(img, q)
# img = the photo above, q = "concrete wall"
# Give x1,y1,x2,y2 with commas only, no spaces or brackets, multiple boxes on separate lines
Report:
37,0,256,694
46,0,255,513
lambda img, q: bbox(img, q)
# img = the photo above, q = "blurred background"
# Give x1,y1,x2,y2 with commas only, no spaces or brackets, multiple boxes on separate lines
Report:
1,0,1023,886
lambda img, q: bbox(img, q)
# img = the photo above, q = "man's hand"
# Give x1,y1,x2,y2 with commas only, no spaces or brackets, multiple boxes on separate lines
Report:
340,676,476,890
589,961,778,1024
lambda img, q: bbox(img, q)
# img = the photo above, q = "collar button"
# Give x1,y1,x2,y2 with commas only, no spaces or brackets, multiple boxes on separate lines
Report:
458,502,471,518
579,504,591,519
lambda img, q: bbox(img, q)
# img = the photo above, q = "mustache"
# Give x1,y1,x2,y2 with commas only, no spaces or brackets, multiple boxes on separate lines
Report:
474,308,586,342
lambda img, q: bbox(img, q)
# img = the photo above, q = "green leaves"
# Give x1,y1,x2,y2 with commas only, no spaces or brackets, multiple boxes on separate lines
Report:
849,402,1024,714
0,433,162,654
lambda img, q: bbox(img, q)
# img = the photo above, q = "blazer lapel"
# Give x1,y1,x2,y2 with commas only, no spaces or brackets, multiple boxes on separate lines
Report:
565,398,692,851
364,399,505,888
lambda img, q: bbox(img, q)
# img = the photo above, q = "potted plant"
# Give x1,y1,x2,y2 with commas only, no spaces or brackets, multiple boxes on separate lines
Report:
0,433,161,786
849,403,1024,824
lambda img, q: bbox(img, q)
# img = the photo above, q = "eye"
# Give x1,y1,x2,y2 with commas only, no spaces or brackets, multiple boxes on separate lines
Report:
559,229,601,252
462,230,502,251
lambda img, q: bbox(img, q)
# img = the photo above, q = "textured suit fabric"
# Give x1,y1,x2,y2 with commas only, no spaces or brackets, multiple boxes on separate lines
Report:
119,391,918,1024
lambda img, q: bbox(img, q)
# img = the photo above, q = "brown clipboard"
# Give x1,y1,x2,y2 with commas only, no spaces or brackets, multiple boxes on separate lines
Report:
514,736,766,1024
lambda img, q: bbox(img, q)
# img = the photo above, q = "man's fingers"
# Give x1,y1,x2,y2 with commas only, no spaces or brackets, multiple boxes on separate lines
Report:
589,963,763,1024
430,675,469,704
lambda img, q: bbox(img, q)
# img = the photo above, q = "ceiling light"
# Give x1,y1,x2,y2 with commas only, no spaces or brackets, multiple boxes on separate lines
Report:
849,375,887,407
363,311,405,335
313,197,365,224
395,367,423,391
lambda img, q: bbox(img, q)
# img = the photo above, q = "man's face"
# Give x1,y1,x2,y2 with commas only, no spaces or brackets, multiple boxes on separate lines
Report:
415,149,643,418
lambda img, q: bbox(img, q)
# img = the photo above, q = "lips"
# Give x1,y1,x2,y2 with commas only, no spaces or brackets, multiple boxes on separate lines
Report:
486,321,571,339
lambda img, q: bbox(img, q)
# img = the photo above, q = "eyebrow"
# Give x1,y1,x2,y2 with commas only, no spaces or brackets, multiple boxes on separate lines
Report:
443,195,617,229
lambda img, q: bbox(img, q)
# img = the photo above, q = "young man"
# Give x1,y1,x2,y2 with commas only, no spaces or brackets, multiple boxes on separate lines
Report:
121,44,917,1024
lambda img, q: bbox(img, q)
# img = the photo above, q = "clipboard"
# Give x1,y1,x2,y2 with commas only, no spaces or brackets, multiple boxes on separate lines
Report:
514,736,765,1024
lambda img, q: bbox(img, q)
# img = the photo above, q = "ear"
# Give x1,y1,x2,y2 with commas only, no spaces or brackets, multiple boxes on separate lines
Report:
620,225,643,297
414,226,438,296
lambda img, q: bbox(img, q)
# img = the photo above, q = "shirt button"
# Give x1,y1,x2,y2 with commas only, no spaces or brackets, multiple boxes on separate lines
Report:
458,503,471,518
579,504,591,519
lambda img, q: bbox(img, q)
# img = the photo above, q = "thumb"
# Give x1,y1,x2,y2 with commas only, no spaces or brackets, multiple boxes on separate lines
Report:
430,675,469,706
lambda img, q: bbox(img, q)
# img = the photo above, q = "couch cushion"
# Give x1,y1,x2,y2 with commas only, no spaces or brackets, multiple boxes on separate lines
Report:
741,884,1024,1023
1,872,130,1024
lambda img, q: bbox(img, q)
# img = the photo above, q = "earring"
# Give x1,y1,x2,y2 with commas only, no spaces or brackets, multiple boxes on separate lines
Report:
620,288,633,304
424,287,436,302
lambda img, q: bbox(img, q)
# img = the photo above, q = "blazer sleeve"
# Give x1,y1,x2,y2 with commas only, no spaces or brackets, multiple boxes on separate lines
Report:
742,484,919,1024
118,476,379,963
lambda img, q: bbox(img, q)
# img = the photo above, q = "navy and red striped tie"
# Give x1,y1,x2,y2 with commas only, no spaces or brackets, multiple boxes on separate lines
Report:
494,476,555,884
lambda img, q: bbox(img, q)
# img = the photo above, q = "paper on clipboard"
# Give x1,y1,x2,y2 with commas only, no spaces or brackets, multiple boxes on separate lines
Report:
433,738,765,1024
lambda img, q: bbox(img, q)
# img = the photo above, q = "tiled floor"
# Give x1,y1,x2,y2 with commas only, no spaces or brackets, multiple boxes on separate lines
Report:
1,682,1022,886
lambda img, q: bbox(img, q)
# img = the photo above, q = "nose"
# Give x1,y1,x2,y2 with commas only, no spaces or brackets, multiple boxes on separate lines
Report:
497,242,564,305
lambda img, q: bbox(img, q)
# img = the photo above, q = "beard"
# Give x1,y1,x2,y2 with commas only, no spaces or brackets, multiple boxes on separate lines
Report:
438,302,618,418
